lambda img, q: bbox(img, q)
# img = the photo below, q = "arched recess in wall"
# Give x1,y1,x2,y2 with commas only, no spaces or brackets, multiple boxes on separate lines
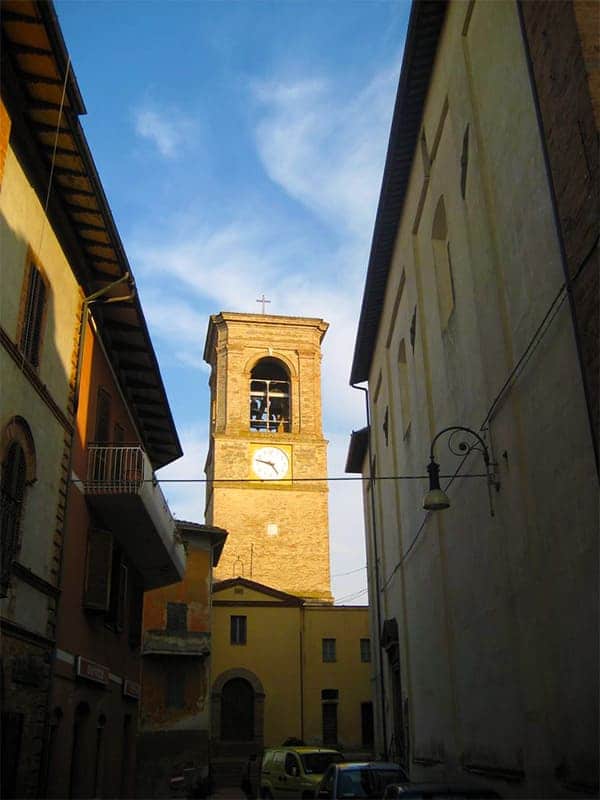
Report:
211,668,265,746
248,356,292,433
0,416,37,595
431,196,455,331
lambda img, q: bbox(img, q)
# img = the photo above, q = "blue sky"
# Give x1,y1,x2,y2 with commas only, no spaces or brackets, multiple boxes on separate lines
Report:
55,0,410,603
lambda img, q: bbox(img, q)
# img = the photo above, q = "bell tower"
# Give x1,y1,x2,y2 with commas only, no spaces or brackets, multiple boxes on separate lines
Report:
203,312,332,604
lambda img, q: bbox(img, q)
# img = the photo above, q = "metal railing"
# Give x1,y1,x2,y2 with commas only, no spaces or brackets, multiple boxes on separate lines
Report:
86,445,145,493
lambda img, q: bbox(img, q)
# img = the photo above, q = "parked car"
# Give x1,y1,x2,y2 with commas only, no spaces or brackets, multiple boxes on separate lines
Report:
260,746,344,799
315,762,408,799
382,783,501,799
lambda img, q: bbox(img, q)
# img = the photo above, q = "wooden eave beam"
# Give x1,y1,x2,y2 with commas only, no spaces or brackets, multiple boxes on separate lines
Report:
1,10,40,24
18,71,64,87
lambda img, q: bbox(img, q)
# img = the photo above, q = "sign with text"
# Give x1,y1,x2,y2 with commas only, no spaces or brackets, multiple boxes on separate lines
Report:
76,656,109,686
123,679,141,700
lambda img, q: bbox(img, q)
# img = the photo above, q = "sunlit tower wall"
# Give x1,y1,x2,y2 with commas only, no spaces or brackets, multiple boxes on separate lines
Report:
203,312,333,604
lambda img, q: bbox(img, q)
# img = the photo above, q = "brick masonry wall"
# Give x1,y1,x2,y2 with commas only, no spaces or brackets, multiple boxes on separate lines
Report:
206,314,332,600
520,0,599,465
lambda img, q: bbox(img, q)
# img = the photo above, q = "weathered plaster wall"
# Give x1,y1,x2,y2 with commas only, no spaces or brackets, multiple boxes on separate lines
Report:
361,1,598,796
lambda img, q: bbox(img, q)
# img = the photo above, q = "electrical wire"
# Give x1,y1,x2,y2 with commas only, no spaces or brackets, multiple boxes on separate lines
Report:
332,565,367,577
376,266,579,594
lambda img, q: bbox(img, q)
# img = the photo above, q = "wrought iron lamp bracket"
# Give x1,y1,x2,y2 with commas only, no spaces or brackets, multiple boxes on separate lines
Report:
429,426,500,516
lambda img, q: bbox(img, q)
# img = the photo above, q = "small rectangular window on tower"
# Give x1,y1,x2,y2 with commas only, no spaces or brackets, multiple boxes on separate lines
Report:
231,615,247,645
322,638,336,662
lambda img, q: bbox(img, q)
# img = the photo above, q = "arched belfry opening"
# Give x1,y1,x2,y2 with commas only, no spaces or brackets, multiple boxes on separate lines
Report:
250,357,290,432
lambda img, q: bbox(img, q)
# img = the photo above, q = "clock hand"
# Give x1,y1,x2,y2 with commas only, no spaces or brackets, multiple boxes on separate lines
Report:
256,458,277,470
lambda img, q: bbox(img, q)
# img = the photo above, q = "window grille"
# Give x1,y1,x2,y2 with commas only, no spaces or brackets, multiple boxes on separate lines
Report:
322,638,336,663
0,442,26,596
19,264,46,367
249,358,290,432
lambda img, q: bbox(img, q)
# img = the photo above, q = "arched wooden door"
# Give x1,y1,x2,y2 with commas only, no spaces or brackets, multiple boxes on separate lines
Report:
220,678,254,741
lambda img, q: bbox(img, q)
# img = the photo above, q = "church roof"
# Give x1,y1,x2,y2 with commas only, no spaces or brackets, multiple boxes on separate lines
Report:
212,576,305,606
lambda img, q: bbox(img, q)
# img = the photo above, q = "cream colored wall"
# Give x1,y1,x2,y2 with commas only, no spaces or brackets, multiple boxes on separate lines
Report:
362,1,597,795
211,600,372,752
212,602,303,745
303,607,372,752
0,144,80,636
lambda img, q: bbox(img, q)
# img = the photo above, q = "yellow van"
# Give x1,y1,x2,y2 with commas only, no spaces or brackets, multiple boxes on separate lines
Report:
259,747,344,799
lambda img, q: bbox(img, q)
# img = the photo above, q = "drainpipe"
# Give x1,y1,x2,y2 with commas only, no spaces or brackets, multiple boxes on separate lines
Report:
41,272,135,795
351,382,388,760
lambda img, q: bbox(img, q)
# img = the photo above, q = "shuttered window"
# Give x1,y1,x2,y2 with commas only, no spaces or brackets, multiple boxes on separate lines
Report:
83,528,113,611
360,638,371,662
322,638,336,662
0,442,26,596
106,553,128,632
128,580,143,649
166,602,188,633
19,264,47,367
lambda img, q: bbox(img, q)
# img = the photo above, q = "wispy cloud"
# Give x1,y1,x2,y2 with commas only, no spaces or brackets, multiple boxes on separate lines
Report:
133,103,197,159
252,66,398,240
157,423,208,522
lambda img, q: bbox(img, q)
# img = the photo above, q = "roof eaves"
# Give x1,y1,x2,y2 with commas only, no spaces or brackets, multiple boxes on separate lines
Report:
350,0,448,385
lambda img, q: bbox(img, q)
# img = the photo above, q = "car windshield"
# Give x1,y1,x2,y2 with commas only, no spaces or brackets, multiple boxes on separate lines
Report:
338,769,407,798
300,752,344,774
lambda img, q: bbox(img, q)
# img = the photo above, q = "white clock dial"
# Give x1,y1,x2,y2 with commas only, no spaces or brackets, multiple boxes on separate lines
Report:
252,446,289,480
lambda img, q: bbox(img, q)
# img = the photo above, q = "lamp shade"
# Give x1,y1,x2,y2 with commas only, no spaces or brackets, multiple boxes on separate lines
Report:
423,457,450,511
423,487,450,511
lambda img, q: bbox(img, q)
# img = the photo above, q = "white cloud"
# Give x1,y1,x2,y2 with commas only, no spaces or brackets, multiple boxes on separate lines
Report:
133,104,197,159
157,423,208,523
252,65,398,239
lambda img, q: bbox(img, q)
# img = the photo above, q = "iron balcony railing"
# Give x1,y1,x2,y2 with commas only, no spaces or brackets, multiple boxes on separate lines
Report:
86,444,146,494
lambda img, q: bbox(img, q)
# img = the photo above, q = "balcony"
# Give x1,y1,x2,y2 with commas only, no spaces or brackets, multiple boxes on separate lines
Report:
84,445,185,589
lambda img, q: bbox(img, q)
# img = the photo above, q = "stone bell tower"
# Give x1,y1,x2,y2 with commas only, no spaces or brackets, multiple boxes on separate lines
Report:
203,312,332,604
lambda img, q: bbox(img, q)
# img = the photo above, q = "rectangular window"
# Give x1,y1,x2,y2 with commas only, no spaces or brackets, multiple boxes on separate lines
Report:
361,702,374,747
230,615,247,645
83,529,113,612
322,638,336,663
166,666,185,709
398,340,411,438
321,689,339,701
166,602,188,633
322,703,338,745
360,638,371,663
19,262,47,367
106,550,128,632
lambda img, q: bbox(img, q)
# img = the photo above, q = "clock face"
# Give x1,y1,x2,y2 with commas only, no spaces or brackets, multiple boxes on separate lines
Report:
252,446,289,480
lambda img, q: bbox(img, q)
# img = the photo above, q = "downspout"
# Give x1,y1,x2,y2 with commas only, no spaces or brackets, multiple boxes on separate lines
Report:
351,382,388,760
41,273,134,795
300,604,305,742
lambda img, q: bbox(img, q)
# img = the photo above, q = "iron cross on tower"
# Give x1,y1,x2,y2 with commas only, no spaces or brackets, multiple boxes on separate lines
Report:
256,294,271,314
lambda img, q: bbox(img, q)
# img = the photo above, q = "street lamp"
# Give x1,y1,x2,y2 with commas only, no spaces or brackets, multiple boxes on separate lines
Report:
423,426,500,515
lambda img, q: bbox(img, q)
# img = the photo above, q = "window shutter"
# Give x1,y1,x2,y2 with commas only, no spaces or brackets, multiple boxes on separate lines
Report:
83,528,113,611
116,562,128,631
20,266,46,367
128,581,143,649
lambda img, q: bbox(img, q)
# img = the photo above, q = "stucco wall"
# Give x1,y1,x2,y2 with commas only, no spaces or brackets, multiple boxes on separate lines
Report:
360,1,598,796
